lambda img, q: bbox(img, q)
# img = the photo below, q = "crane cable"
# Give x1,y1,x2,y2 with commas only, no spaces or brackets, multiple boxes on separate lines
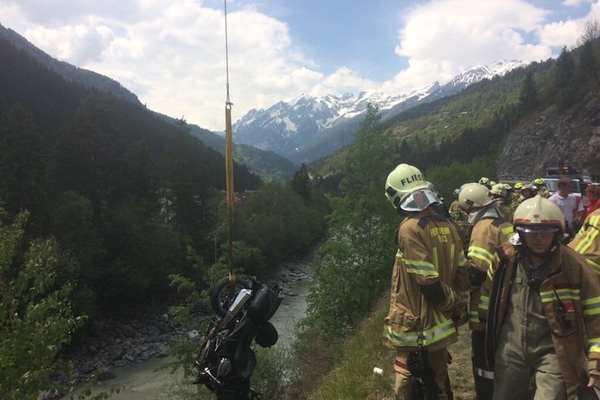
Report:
224,0,236,287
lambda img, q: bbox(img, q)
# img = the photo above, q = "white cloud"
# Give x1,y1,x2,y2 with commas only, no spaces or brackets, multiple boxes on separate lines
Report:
538,20,582,48
0,0,595,130
381,0,556,94
309,67,378,97
26,23,114,64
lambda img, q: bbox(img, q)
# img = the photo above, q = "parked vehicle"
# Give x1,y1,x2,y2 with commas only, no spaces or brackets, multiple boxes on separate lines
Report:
541,177,582,198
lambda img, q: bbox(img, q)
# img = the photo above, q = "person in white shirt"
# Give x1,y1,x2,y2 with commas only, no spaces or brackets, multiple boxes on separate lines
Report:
548,177,583,237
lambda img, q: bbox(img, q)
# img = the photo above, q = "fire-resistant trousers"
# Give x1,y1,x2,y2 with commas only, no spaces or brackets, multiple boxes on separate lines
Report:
492,262,567,400
394,346,451,400
471,330,494,399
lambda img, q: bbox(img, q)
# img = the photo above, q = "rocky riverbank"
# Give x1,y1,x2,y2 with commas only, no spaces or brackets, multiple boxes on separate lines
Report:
63,255,313,388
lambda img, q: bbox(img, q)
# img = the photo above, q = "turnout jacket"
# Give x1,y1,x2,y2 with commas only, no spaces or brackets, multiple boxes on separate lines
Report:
383,208,469,352
569,209,600,276
466,217,514,331
479,241,600,397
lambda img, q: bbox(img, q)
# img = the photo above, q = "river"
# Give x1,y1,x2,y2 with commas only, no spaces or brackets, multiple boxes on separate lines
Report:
70,273,309,400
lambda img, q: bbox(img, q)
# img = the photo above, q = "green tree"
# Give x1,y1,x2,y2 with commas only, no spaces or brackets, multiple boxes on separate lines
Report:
577,40,599,84
553,46,577,109
290,163,312,203
519,70,539,114
0,209,84,399
577,16,600,46
237,182,319,269
0,105,49,232
302,103,396,339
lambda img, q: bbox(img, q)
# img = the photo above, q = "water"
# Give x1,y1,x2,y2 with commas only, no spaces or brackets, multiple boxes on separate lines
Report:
270,277,308,347
70,274,309,400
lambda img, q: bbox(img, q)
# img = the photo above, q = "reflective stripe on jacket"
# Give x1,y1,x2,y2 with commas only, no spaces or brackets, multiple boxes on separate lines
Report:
383,208,469,352
479,241,600,397
466,217,514,330
569,209,600,275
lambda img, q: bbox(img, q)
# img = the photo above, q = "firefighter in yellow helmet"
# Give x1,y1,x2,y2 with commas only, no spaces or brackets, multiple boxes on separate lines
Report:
534,178,549,198
458,183,514,400
384,163,469,400
510,182,523,207
568,208,600,276
479,195,600,399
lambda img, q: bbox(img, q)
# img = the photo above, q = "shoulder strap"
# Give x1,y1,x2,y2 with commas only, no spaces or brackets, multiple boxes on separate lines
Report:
491,217,506,228
417,214,447,229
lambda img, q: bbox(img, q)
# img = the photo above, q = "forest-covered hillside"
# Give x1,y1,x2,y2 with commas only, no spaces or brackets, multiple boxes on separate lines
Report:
0,35,330,313
309,37,600,201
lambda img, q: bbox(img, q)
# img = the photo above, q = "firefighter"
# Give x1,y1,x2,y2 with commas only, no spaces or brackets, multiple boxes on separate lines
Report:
568,208,600,276
449,187,471,249
534,178,549,198
479,195,600,400
458,183,514,400
479,177,492,189
490,183,513,223
383,163,469,400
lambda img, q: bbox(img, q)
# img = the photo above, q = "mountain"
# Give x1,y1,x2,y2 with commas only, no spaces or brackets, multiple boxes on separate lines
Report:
0,23,298,181
233,60,528,163
0,23,141,105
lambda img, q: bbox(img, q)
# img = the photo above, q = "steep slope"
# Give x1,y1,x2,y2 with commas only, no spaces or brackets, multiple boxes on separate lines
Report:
0,23,140,105
496,98,600,179
0,23,298,181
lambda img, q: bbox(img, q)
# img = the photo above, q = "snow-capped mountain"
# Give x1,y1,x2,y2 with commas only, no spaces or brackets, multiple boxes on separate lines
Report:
233,60,528,163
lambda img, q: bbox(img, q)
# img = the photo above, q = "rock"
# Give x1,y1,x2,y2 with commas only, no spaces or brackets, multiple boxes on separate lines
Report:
88,321,106,337
79,361,96,374
119,324,136,338
187,330,201,341
86,344,99,355
97,368,116,381
110,345,125,361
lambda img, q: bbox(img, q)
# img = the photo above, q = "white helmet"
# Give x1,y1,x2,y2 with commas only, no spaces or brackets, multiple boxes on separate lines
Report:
490,183,507,198
458,183,494,212
478,177,490,187
513,195,565,233
385,163,436,212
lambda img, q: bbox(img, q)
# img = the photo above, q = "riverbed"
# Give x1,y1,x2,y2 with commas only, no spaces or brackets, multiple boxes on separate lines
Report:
70,271,309,400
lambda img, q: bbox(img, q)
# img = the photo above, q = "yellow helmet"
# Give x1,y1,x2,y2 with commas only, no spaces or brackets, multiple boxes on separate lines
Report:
513,195,565,233
533,178,544,186
385,163,429,209
514,182,523,190
458,183,494,211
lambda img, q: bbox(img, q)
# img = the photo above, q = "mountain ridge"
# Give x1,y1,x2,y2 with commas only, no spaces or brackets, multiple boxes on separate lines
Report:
0,22,298,181
233,60,528,162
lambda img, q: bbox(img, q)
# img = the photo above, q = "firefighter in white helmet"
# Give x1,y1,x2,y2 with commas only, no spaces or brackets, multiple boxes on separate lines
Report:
490,183,513,223
479,195,600,399
383,163,469,400
458,183,514,400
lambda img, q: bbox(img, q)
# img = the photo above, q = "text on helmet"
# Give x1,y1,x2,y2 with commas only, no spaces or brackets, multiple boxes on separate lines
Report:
401,174,424,187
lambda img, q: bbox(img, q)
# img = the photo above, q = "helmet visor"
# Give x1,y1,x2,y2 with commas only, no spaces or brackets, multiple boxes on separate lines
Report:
515,225,560,235
398,189,440,212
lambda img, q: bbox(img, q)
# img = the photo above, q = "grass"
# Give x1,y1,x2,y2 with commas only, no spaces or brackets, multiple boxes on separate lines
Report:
306,294,476,400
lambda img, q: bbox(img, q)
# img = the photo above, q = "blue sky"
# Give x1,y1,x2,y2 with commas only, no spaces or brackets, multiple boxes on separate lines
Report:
0,0,598,131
